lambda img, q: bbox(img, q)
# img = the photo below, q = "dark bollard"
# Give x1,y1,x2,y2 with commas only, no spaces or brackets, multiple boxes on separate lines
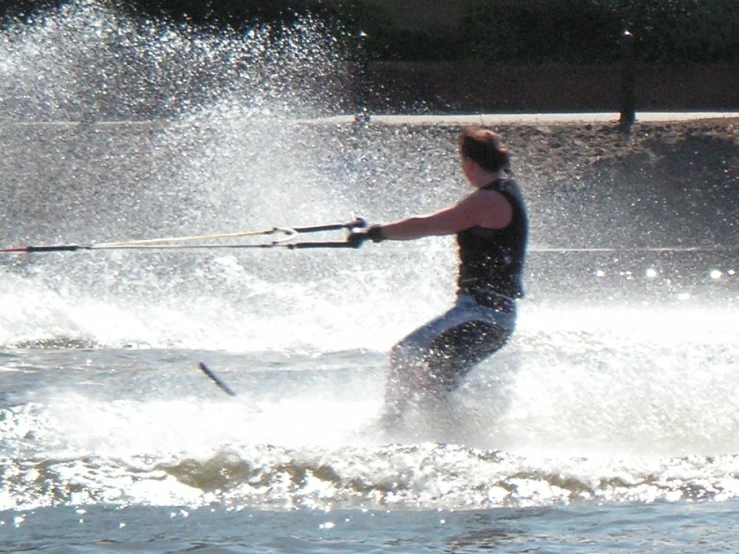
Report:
619,29,636,134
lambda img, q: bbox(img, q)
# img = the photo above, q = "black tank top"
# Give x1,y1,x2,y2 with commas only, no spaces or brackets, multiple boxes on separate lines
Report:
456,179,528,301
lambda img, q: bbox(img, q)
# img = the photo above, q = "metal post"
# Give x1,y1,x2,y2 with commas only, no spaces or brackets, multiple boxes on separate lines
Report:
354,30,371,124
619,29,636,134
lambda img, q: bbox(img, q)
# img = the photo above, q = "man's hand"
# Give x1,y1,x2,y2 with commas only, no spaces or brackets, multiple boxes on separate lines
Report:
347,225,385,248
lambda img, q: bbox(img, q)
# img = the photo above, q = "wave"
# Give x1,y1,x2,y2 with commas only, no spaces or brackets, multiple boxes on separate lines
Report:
2,336,739,513
5,441,739,512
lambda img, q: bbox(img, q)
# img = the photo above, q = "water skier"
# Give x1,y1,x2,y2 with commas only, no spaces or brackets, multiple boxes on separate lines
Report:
350,126,529,425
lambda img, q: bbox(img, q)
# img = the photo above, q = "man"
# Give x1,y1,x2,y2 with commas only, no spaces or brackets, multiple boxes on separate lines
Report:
350,126,529,425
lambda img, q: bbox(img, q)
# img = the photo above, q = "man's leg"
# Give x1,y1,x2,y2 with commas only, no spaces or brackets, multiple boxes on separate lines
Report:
422,320,512,399
382,318,513,424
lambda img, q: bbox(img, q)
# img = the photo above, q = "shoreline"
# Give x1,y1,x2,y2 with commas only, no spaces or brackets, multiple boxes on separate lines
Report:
305,112,739,126
1,112,738,127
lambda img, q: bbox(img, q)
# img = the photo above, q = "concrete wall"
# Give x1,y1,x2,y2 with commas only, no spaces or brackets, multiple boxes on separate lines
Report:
367,0,462,29
359,62,739,113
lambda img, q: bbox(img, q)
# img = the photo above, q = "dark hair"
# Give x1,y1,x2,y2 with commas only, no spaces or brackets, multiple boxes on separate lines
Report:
458,126,511,173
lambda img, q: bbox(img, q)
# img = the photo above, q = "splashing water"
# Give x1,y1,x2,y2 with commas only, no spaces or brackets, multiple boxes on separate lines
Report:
0,0,424,352
0,0,349,121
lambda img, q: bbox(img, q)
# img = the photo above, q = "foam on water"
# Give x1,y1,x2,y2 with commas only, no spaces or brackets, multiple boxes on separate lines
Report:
1,309,738,513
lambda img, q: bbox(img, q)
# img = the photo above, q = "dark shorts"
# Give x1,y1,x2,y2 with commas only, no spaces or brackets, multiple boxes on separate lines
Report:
389,293,516,395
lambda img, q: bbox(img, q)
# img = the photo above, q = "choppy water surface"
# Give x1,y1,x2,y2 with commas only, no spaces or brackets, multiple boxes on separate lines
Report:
1,1,737,552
